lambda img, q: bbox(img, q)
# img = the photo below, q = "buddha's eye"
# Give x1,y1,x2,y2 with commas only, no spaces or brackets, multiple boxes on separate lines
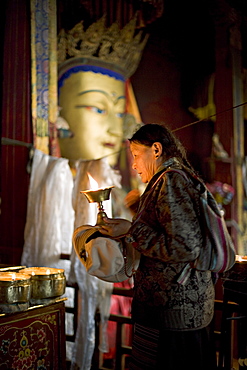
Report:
90,106,107,114
116,112,125,118
75,105,107,115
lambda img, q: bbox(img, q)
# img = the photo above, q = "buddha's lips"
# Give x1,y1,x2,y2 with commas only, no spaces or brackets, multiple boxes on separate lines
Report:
103,142,115,148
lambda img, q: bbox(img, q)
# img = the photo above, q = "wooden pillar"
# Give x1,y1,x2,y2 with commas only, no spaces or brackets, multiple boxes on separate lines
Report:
0,0,32,265
214,5,245,254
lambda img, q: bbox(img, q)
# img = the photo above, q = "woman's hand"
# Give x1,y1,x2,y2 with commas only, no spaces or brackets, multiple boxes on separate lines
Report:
98,217,131,238
124,189,141,216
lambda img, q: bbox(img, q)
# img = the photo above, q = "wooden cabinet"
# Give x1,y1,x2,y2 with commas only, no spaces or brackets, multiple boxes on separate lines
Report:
0,300,66,369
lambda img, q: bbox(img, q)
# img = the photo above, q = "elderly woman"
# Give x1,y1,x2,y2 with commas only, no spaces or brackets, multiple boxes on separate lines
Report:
98,123,216,370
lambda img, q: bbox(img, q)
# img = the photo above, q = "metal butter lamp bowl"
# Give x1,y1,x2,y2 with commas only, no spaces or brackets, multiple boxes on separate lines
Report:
0,272,32,304
80,186,114,225
20,267,66,299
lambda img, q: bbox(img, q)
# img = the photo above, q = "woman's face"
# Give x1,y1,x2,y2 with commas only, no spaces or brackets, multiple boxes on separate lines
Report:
130,142,159,183
58,71,126,166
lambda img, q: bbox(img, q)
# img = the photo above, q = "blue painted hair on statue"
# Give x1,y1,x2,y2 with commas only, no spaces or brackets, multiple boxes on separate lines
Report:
58,59,126,95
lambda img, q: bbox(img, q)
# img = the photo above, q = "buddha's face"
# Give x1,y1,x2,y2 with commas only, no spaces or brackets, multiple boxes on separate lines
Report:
58,70,126,166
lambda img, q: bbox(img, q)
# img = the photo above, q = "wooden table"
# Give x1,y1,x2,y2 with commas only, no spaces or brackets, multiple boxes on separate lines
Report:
218,262,247,369
0,299,66,369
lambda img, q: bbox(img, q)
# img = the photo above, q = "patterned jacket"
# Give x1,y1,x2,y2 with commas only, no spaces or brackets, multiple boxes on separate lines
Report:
128,157,215,331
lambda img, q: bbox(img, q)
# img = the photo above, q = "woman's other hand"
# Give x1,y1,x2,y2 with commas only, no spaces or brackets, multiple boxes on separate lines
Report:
98,217,131,238
124,189,141,216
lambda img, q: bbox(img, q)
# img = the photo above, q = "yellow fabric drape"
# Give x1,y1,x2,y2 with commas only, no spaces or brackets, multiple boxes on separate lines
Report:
244,69,247,120
188,74,216,122
126,80,142,123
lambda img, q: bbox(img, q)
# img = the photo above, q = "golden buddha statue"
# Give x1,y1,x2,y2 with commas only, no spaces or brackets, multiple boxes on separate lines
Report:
57,15,148,166
58,58,126,166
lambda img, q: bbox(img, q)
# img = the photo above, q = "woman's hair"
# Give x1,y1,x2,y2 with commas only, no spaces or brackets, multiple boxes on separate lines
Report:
129,123,195,172
129,123,186,157
129,123,200,177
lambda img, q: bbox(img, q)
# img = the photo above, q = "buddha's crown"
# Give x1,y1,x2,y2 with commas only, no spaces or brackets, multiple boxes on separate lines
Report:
57,14,149,79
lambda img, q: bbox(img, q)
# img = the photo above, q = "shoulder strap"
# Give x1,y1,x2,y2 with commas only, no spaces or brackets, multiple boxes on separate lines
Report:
153,167,189,185
139,168,189,213
163,168,189,181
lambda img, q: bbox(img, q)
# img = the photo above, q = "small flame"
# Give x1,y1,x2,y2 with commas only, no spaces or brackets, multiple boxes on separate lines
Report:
31,271,35,276
235,255,247,262
88,173,99,190
12,273,16,280
46,269,51,275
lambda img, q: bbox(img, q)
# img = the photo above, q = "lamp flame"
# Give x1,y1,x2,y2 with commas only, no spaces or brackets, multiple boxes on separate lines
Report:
46,269,51,275
88,173,98,190
236,255,247,262
12,273,16,280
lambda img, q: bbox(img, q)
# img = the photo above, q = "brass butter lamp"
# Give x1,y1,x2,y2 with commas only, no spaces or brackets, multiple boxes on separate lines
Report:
80,186,114,225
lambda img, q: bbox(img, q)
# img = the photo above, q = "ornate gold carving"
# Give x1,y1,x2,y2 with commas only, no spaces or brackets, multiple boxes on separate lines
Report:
57,15,149,79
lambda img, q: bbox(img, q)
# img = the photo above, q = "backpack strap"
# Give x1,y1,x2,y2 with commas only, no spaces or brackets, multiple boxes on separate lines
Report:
135,167,195,228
